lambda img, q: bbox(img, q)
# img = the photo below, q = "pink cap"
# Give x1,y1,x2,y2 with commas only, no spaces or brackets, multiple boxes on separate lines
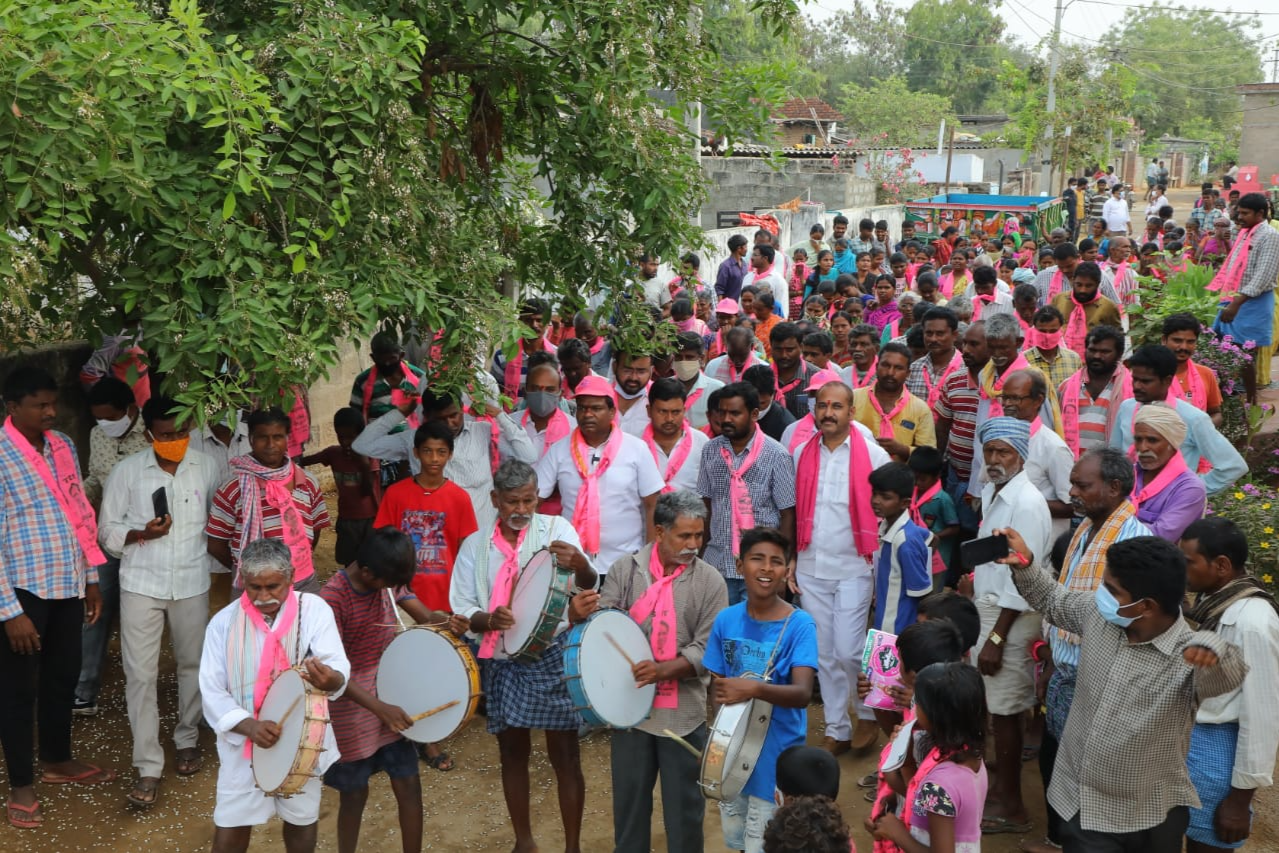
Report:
715,298,741,315
805,368,844,393
573,375,618,404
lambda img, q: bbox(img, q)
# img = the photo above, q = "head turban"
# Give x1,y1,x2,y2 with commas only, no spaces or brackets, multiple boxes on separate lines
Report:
1134,402,1187,449
977,416,1030,460
1012,267,1036,285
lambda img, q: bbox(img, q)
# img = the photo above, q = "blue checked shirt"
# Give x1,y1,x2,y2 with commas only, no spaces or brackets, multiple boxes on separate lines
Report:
697,431,796,579
0,429,99,620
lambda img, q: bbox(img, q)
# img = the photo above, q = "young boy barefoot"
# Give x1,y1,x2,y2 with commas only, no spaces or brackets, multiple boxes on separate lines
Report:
704,527,818,853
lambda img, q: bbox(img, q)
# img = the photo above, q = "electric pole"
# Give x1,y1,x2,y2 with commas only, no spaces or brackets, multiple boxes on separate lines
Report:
1039,0,1064,195
1271,42,1279,83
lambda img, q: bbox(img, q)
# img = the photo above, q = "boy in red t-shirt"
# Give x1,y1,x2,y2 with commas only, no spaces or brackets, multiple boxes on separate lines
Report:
302,407,381,566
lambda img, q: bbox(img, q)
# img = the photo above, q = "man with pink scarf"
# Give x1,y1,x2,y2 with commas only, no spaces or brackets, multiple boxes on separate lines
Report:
449,460,595,853
587,490,728,853
199,538,349,851
207,408,330,593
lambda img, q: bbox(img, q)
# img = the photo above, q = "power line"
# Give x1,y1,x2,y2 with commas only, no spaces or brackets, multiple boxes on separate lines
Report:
1071,0,1279,15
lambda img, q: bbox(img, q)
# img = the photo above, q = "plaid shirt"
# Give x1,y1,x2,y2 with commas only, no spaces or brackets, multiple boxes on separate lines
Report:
697,432,796,579
1025,346,1083,392
0,429,99,620
1013,560,1247,833
1234,222,1279,297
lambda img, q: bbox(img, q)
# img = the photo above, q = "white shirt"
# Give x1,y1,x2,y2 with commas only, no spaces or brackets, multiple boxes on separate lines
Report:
1102,197,1131,232
742,268,790,318
351,409,537,529
976,470,1052,611
534,429,665,571
682,373,724,429
705,353,762,386
616,396,651,437
99,448,222,599
1196,596,1279,788
199,594,351,789
791,426,891,580
199,421,247,476
639,275,673,309
646,426,710,493
449,514,586,659
520,410,577,458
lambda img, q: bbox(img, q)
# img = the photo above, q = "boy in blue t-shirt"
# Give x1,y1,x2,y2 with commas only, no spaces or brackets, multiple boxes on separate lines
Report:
704,527,818,853
907,447,961,589
868,463,933,635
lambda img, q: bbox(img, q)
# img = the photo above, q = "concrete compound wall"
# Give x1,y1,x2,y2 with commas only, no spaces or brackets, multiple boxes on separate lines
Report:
700,156,877,230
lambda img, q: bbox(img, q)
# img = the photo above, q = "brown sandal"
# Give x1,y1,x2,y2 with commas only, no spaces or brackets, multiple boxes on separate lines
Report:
175,748,202,776
126,777,160,808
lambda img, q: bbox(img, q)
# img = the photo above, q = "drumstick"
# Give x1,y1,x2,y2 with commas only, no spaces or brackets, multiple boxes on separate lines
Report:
663,728,704,759
271,695,304,728
604,632,637,668
410,699,460,722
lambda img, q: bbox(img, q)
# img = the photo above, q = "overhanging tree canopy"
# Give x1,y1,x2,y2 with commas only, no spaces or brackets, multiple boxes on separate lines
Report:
0,0,796,418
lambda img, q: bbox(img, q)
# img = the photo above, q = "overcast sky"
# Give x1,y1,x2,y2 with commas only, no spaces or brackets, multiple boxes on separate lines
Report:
804,0,1279,75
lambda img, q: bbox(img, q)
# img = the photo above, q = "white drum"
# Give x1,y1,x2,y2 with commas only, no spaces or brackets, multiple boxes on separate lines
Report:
251,668,329,796
377,626,481,744
502,549,573,662
698,698,773,802
562,609,656,729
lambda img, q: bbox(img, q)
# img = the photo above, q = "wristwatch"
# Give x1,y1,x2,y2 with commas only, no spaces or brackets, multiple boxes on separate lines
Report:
988,632,1004,647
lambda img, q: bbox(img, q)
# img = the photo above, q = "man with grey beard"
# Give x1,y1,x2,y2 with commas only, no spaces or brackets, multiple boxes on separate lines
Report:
971,416,1052,835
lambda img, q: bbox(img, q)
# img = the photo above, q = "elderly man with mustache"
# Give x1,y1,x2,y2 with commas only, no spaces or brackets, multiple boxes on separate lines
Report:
971,416,1052,836
199,538,350,853
1131,404,1207,543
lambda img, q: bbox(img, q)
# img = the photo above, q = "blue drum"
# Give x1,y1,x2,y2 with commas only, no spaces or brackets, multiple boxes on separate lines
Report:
562,609,655,728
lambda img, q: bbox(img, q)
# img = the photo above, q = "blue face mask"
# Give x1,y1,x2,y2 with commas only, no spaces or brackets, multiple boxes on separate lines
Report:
1095,584,1144,628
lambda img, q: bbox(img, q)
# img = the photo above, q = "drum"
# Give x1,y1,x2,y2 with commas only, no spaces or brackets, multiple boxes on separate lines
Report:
502,549,573,663
562,609,655,729
377,625,481,743
698,698,773,802
251,668,329,797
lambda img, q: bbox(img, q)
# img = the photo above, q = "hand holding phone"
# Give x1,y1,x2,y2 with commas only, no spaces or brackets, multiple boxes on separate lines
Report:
960,533,1009,569
151,487,169,522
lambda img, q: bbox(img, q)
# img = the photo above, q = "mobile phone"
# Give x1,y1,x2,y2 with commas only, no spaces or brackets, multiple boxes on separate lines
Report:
151,487,169,521
960,533,1009,569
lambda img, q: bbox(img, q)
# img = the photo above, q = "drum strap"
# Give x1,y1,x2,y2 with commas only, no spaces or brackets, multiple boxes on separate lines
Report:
761,609,796,684
387,588,407,630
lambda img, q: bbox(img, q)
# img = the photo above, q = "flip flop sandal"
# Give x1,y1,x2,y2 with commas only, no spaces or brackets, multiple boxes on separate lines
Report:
126,778,160,808
40,764,117,785
423,751,455,772
175,749,202,776
7,800,42,829
982,815,1034,835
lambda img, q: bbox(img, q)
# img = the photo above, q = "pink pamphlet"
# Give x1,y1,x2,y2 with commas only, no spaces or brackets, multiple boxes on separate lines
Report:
861,629,904,711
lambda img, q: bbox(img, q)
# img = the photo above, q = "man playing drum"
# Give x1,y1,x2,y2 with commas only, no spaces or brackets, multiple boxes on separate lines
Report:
583,489,728,853
199,538,350,853
449,460,597,853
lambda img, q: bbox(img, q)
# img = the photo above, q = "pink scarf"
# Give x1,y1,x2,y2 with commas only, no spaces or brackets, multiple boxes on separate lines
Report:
588,336,607,355
1060,366,1128,456
1179,361,1208,410
229,455,313,583
920,350,963,410
1048,267,1067,300
239,590,300,756
727,352,757,383
1015,311,1033,342
979,354,1030,419
1132,452,1189,508
787,414,817,452
686,386,705,414
643,424,695,492
362,362,421,429
773,363,805,408
867,387,908,439
1063,291,1093,358
478,524,528,658
939,271,966,298
971,292,995,322
909,481,942,529
1208,225,1257,294
718,427,766,554
850,358,877,389
3,418,105,566
794,430,878,559
628,543,684,708
522,407,571,455
570,427,623,555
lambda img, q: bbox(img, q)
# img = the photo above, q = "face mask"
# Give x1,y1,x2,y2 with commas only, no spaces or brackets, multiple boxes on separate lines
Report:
615,384,646,400
1036,330,1063,350
151,434,190,463
1095,584,1144,628
672,359,701,382
97,413,133,439
524,391,559,418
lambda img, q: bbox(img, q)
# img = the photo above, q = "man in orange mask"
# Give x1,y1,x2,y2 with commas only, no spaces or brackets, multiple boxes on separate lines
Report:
98,395,224,808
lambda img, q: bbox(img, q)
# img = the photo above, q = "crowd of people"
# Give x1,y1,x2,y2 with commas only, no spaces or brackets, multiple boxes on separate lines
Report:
1,185,1278,853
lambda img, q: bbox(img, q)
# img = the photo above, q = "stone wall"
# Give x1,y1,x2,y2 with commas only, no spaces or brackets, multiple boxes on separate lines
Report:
700,156,877,230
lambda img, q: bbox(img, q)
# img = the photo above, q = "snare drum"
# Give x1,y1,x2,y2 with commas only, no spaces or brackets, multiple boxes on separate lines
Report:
562,609,655,729
377,625,481,743
502,549,573,663
251,668,330,797
698,698,773,802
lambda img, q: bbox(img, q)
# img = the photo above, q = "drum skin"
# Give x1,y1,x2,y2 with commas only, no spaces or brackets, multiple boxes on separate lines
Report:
377,625,480,743
562,609,655,729
698,698,773,802
502,549,573,663
251,668,330,797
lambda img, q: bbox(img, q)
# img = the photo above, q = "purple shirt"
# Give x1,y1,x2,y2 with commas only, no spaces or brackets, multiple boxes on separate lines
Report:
865,302,901,333
715,256,749,302
1134,468,1206,542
